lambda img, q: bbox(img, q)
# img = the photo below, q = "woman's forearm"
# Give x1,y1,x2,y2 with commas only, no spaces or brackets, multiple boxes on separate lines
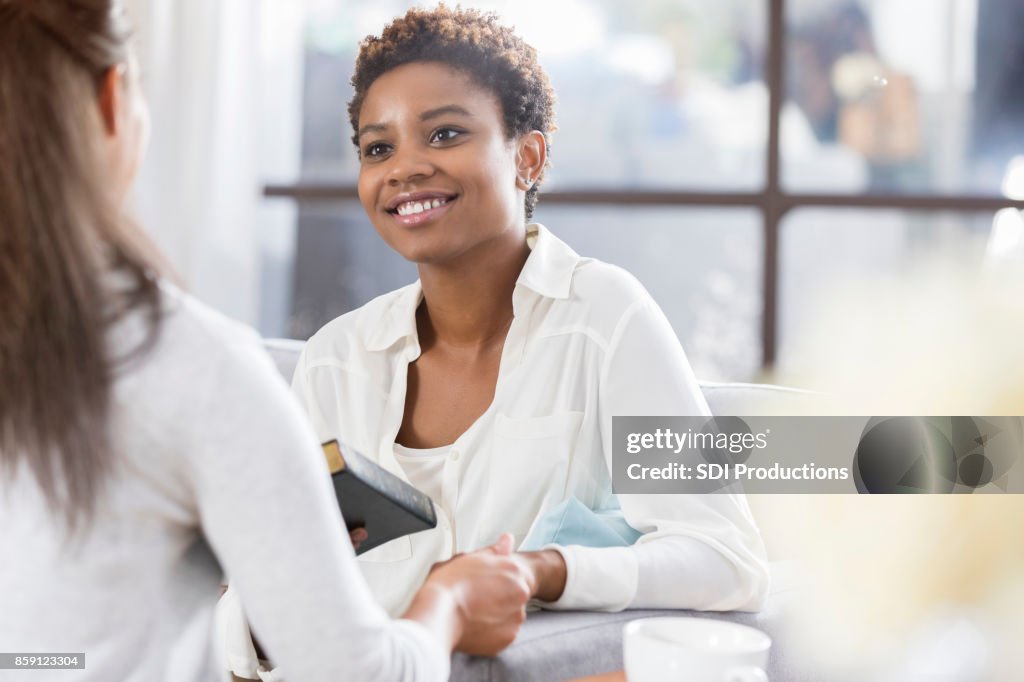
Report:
400,582,464,654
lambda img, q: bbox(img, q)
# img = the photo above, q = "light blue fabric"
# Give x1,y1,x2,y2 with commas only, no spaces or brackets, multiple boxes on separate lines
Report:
519,497,642,551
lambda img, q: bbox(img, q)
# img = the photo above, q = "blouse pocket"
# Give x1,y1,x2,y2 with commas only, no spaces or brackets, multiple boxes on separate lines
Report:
357,535,412,563
485,411,584,537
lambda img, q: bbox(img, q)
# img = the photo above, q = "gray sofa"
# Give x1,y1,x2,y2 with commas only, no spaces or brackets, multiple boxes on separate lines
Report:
263,340,811,681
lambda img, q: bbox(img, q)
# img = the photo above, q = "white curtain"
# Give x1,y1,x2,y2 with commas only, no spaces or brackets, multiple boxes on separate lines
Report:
125,0,304,334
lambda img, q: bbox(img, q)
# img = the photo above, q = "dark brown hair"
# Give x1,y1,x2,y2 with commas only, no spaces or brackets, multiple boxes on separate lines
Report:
348,4,557,219
0,0,165,529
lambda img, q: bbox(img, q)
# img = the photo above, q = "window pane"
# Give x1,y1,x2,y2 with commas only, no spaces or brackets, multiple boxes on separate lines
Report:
300,0,767,190
783,0,1024,196
778,208,995,374
534,206,763,381
289,201,417,338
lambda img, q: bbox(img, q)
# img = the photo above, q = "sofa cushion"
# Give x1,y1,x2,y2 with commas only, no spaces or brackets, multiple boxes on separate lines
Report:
263,338,305,385
450,561,806,682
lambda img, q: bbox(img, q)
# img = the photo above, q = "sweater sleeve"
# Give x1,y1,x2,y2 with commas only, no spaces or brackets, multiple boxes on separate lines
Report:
184,328,448,681
540,298,770,613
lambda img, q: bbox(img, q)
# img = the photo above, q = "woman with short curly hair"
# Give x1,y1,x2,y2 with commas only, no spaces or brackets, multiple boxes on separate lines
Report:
297,2,769,613
224,5,770,675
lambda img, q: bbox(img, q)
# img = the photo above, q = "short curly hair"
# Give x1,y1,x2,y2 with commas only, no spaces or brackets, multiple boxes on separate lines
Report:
348,4,556,219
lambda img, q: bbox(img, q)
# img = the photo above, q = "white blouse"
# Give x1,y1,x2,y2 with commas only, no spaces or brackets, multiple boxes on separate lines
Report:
292,224,770,616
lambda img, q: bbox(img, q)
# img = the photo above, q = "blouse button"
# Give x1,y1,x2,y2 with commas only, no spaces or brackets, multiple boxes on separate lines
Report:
449,449,460,462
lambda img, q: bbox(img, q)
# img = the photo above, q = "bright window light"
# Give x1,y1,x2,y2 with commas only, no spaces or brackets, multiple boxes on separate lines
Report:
987,208,1024,260
472,0,605,57
1001,155,1024,200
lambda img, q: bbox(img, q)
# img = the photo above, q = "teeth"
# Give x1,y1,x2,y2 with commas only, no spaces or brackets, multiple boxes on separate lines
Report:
396,197,449,216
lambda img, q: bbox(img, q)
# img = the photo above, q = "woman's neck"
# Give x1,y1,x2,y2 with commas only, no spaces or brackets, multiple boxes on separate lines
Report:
416,231,531,350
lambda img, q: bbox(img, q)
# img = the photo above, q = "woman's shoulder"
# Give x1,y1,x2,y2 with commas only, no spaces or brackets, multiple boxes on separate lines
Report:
153,281,264,359
109,281,285,431
564,256,658,332
572,257,651,304
531,224,655,322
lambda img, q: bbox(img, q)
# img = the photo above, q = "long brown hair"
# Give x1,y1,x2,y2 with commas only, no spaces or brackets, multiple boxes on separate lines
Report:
0,0,165,529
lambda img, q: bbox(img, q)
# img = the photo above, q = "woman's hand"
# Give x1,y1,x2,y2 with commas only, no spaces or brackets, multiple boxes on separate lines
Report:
348,527,368,552
408,533,532,656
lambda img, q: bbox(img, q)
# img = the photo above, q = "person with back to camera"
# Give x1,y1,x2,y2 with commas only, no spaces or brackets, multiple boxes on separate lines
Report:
222,6,770,674
0,2,532,680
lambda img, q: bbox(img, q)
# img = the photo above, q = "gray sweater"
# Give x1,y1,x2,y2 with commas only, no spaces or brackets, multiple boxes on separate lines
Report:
0,285,446,681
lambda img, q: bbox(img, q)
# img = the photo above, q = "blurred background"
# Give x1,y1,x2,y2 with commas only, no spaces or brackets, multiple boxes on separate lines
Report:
124,0,1024,384
118,3,1024,678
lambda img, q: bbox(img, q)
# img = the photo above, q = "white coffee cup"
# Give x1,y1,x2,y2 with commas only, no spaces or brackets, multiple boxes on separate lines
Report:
623,617,771,682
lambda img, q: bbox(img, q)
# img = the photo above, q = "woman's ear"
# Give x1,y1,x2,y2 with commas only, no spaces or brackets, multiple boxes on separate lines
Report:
97,64,126,137
515,130,547,190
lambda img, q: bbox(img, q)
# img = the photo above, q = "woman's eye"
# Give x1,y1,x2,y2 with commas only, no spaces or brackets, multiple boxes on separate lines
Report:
430,127,463,144
363,142,391,158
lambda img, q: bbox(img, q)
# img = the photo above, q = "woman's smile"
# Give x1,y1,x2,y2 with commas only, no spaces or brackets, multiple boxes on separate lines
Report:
386,190,459,227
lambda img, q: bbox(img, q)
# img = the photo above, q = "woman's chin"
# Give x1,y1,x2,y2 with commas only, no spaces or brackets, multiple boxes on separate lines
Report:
392,241,449,267
404,250,457,267
384,232,471,267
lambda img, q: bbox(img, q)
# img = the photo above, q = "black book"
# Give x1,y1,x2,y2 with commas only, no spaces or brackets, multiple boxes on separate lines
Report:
322,440,437,555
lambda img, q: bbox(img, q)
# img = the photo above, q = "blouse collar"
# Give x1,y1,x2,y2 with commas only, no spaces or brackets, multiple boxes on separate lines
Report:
363,223,581,351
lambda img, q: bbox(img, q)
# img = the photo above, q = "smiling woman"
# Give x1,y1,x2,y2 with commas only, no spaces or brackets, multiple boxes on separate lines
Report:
221,5,770,676
325,1,767,607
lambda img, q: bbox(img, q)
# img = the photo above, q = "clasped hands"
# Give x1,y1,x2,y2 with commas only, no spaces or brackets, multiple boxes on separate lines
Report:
352,527,567,656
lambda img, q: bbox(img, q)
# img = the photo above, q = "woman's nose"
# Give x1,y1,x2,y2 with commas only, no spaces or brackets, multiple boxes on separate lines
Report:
387,146,434,185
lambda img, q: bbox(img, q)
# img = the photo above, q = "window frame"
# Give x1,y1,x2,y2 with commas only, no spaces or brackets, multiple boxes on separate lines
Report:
264,0,1024,370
